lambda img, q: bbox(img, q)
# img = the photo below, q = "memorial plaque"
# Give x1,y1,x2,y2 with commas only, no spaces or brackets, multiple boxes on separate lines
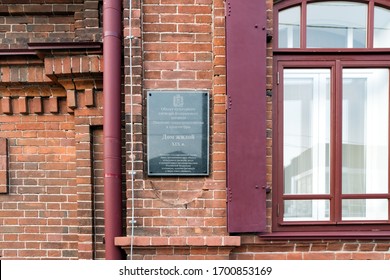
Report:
147,91,209,176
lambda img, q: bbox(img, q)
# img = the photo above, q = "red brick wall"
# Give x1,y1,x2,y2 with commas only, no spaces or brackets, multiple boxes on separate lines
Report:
91,127,105,259
0,87,104,259
231,237,390,260
119,0,390,260
0,98,78,259
124,0,228,240
0,138,9,194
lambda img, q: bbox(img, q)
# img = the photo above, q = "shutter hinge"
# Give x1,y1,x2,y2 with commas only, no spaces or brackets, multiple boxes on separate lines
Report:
226,95,232,110
225,2,232,17
277,72,280,85
228,187,233,203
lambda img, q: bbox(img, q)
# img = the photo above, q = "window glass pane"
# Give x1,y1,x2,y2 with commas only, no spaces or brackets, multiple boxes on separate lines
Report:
342,199,388,220
284,69,330,195
374,6,390,48
342,69,389,194
284,200,330,221
279,6,300,48
307,1,367,48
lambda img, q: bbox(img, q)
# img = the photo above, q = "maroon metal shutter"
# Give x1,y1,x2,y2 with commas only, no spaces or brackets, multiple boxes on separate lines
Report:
226,0,267,233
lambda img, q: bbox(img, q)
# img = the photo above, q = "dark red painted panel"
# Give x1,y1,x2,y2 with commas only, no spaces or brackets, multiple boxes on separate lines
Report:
226,0,267,233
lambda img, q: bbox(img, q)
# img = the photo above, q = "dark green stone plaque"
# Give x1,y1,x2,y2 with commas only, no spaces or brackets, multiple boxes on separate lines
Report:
147,91,209,176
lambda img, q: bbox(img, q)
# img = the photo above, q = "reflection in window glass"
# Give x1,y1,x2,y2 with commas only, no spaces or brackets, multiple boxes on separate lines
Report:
342,69,389,194
279,6,300,48
307,1,367,48
342,199,388,220
374,6,390,48
284,69,330,195
284,200,330,221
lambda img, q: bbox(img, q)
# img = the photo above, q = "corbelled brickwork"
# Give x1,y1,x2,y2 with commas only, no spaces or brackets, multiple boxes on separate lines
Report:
0,0,103,259
0,0,102,48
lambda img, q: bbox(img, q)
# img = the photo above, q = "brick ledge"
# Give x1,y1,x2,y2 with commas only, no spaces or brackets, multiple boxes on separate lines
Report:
115,236,241,247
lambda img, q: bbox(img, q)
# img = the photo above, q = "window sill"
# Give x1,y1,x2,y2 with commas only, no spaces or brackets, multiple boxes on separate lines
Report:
115,236,242,259
259,231,390,240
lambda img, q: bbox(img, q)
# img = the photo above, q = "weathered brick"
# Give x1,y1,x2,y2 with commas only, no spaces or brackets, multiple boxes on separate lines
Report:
66,89,77,109
31,97,43,114
1,97,12,115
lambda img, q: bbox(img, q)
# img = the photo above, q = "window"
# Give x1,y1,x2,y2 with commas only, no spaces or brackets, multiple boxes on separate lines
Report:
274,0,390,233
374,5,390,47
306,2,367,48
277,0,390,49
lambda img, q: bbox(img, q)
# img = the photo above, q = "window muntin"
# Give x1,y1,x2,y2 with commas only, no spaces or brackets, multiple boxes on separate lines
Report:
307,2,367,48
374,6,390,48
277,1,390,49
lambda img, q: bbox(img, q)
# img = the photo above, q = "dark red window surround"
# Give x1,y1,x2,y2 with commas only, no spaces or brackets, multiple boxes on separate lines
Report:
271,0,390,238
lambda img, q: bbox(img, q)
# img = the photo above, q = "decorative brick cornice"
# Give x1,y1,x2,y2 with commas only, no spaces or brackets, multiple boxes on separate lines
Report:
44,55,103,90
0,42,103,114
0,43,102,80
